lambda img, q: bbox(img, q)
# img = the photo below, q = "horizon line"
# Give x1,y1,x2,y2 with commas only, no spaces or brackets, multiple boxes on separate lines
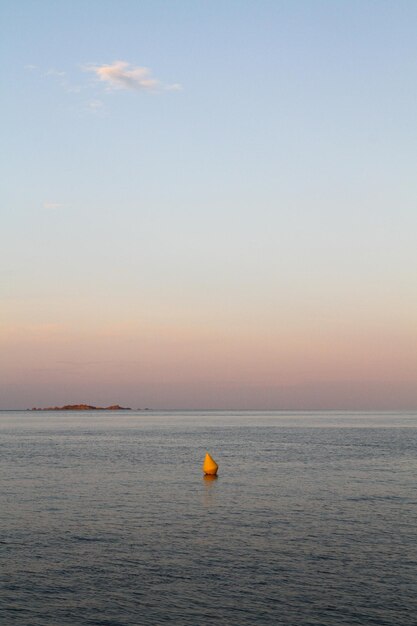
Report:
1,407,416,413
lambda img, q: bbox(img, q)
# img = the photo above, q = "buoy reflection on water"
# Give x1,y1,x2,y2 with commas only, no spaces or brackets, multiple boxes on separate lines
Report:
203,474,218,482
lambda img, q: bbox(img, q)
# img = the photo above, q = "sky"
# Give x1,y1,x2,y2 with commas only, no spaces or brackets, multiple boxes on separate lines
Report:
1,0,416,410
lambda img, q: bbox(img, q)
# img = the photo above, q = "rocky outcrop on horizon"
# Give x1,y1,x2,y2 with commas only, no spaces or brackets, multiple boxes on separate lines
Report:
30,404,131,411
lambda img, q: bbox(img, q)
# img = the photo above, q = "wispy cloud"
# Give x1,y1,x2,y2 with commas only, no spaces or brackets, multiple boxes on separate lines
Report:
85,60,181,93
43,202,65,210
87,99,104,111
24,65,81,93
46,68,66,78
41,67,81,93
85,99,107,116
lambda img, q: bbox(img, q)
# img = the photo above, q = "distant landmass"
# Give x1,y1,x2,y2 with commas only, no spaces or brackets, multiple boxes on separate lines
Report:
30,404,131,411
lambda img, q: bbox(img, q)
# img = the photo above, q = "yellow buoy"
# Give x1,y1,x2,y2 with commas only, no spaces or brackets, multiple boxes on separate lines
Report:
203,452,218,475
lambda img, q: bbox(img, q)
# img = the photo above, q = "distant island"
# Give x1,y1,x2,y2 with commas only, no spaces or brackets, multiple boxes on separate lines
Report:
30,404,131,411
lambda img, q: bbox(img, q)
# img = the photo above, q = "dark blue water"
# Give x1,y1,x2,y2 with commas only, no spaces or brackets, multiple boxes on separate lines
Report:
1,411,416,625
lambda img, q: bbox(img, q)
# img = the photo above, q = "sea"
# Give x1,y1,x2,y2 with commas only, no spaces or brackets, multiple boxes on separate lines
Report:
0,410,416,625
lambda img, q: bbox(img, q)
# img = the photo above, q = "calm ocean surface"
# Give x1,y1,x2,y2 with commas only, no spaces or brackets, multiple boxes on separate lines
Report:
1,410,416,625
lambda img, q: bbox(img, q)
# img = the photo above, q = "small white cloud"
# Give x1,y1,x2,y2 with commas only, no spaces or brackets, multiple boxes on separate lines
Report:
43,202,65,210
46,68,66,78
85,60,181,93
45,68,82,93
86,99,106,115
24,64,38,71
88,99,104,110
166,83,182,92
63,83,82,94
